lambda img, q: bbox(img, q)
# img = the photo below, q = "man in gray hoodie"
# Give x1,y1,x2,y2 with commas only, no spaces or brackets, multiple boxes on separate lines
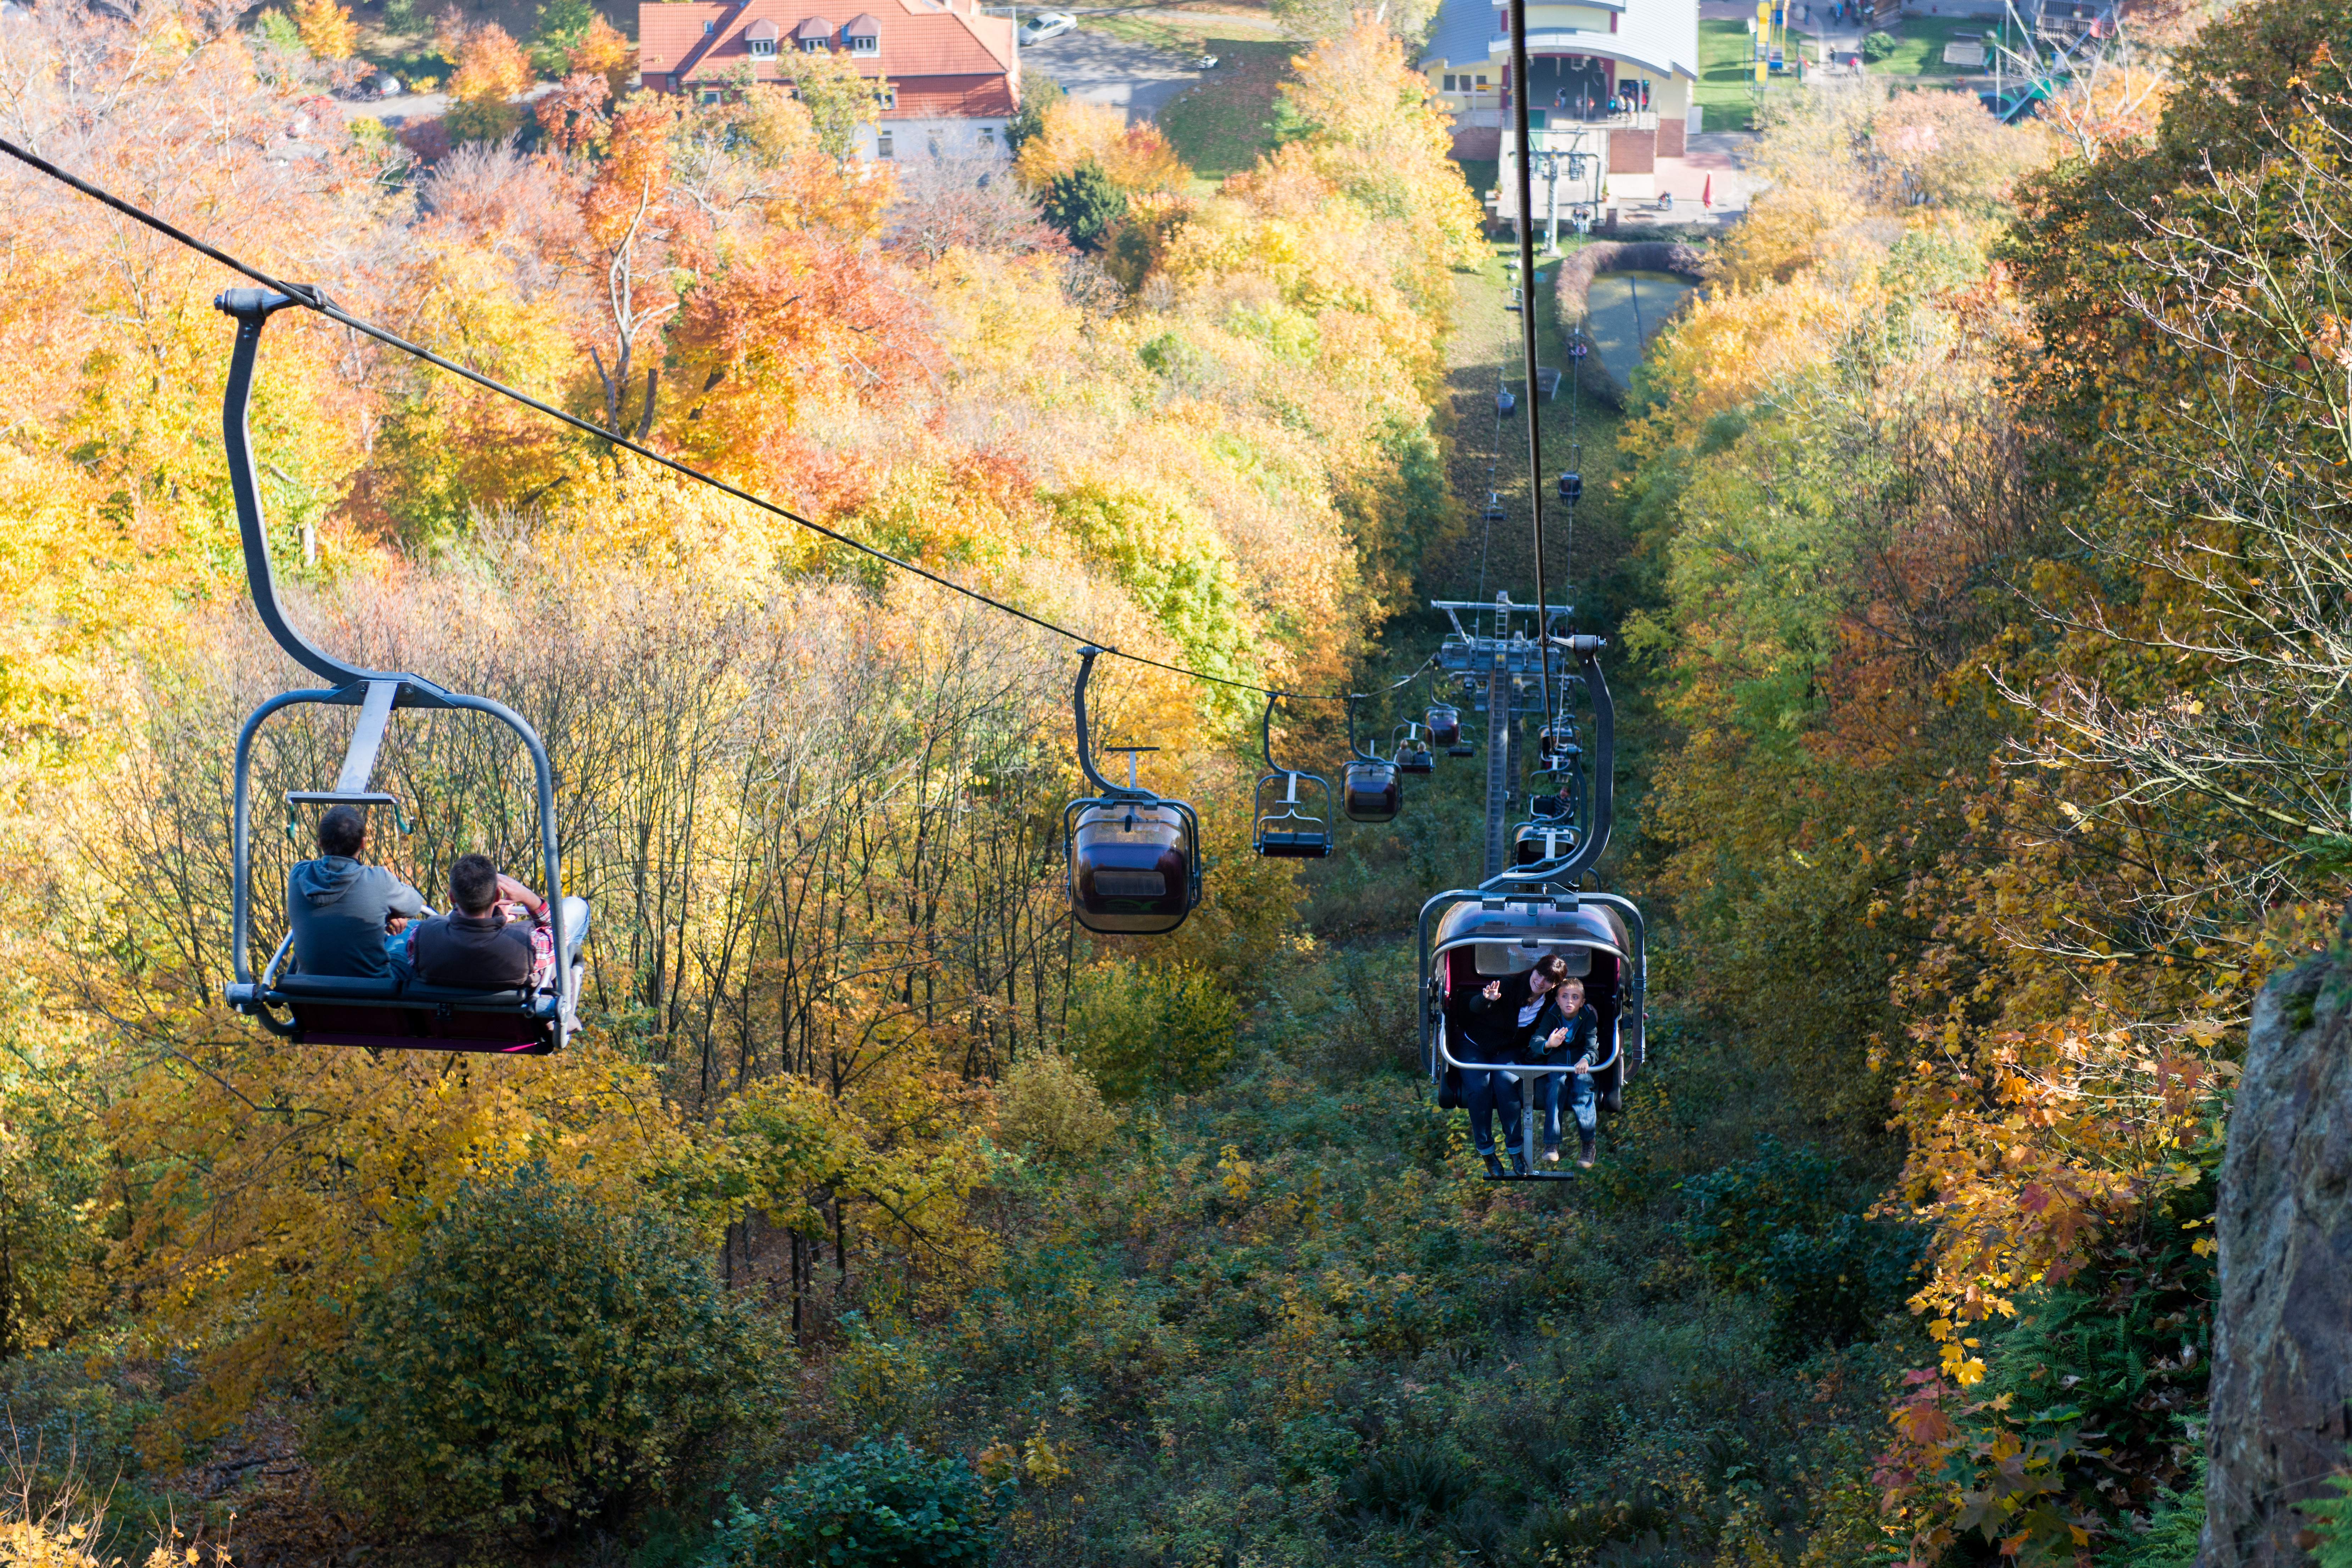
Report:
287,805,430,979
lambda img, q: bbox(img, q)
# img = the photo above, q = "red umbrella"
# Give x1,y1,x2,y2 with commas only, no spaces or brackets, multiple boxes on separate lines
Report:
1702,174,1713,207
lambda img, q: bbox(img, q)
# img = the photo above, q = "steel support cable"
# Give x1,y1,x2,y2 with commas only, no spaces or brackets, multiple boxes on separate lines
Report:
1505,0,1554,728
0,133,1432,708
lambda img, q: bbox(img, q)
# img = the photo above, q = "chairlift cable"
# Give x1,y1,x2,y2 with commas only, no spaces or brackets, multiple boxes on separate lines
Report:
0,134,1406,709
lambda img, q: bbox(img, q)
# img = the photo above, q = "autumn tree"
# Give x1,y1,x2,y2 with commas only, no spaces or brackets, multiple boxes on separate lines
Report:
443,19,534,141
787,44,883,162
291,0,357,59
576,93,692,438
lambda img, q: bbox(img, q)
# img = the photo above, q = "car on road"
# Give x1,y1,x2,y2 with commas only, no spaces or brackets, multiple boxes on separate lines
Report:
1019,11,1076,43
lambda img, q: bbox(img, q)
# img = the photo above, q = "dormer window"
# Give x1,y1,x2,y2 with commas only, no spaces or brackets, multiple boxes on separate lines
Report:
843,14,881,51
848,30,877,50
793,15,834,50
745,18,780,55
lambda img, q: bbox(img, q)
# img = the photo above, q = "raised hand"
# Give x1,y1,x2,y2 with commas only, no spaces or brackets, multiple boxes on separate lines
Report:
1482,980,1503,1002
1547,1026,1568,1049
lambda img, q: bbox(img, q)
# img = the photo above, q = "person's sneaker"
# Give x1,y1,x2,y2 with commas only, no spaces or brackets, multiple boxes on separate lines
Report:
1483,1152,1507,1179
1577,1131,1597,1169
1543,1144,1561,1164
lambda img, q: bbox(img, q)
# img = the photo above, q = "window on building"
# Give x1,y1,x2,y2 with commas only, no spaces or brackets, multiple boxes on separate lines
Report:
978,124,996,148
748,36,775,55
874,83,897,108
848,30,878,51
699,88,721,103
802,34,828,50
1475,74,1489,88
877,131,894,157
701,18,713,31
1441,72,1456,90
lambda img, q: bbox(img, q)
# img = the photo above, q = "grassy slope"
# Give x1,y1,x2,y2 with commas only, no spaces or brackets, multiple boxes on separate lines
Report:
786,243,1924,1568
1155,37,1296,188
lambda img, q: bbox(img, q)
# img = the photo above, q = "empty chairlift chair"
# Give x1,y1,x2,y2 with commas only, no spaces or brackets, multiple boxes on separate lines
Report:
1064,648,1204,935
1340,695,1402,824
1252,691,1334,859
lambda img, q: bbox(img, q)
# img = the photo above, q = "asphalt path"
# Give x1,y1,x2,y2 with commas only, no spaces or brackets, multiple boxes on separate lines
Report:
1020,26,1205,123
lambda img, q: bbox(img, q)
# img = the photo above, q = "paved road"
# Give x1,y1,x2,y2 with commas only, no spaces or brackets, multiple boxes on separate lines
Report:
1021,26,1205,122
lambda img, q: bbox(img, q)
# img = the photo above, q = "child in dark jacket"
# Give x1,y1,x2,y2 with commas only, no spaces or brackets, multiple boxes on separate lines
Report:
1523,974,1601,1167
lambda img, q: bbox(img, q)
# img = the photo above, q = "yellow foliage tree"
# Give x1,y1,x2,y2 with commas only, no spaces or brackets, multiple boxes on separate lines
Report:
443,21,533,141
1013,99,1188,195
290,0,356,58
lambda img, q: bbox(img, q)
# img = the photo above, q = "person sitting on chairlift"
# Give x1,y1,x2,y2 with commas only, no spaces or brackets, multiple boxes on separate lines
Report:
409,853,588,993
1522,967,1600,1169
288,804,430,979
1461,954,1567,1177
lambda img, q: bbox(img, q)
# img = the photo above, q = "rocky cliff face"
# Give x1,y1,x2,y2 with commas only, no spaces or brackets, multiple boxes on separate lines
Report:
2205,942,2352,1566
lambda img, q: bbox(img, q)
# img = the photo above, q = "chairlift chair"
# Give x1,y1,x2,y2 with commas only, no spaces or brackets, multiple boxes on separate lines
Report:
1064,648,1205,933
1251,691,1334,859
1427,702,1474,758
1418,635,1645,1178
1340,695,1401,824
216,290,579,1055
1393,722,1436,776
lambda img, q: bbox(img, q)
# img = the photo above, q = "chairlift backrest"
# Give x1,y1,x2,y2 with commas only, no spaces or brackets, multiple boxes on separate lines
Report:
1062,647,1204,934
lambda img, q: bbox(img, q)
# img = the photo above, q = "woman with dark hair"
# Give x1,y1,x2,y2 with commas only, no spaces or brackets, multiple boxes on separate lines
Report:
1466,953,1581,1175
1523,967,1601,1167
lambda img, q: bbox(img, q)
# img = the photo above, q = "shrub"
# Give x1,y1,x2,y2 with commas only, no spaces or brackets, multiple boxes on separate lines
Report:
310,1162,761,1542
1678,1138,1920,1351
994,1052,1117,1162
1860,28,1897,60
704,1436,1002,1567
1068,957,1239,1099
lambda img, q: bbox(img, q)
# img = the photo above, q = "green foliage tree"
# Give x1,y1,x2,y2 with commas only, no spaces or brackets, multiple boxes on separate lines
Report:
310,1163,762,1541
251,8,307,56
704,1436,1002,1567
1040,160,1126,253
1067,958,1238,1101
1859,29,1895,60
789,46,883,161
1002,73,1062,157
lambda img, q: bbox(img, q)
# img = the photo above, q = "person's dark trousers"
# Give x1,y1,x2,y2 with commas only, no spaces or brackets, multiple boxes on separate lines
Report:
1469,1070,1529,1157
1466,1070,1527,1157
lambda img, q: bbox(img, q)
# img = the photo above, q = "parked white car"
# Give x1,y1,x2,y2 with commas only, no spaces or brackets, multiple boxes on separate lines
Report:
1019,11,1076,43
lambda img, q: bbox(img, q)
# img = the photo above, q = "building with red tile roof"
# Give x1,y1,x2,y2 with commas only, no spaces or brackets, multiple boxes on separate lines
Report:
639,0,1021,160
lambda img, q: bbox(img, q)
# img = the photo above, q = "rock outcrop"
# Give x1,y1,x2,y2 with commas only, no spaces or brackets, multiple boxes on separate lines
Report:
2204,940,2352,1565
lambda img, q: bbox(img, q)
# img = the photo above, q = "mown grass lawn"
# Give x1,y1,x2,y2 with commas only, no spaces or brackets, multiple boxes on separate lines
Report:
1693,16,1813,132
1154,36,1295,186
1862,13,1987,75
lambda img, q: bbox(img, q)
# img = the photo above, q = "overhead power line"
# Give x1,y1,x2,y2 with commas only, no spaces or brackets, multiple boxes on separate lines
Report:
0,133,1439,707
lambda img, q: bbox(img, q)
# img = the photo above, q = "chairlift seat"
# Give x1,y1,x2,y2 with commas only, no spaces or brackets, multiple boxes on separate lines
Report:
232,973,561,1053
1258,828,1333,859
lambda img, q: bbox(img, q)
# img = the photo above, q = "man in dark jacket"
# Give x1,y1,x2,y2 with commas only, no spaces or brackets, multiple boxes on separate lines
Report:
288,805,430,979
410,853,588,1001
